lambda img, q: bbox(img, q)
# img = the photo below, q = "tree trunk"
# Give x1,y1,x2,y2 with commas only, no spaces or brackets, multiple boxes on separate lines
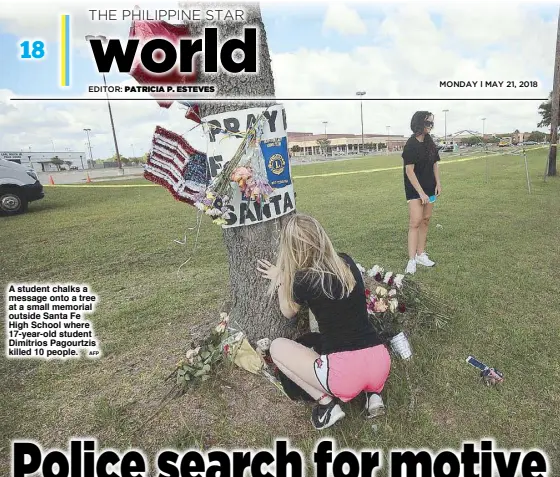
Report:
548,7,560,176
185,2,302,342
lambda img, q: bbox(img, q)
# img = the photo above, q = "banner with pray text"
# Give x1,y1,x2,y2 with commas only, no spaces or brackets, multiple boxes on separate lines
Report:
202,104,295,228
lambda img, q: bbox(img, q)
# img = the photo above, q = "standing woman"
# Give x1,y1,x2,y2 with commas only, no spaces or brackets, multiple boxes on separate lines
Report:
402,111,442,274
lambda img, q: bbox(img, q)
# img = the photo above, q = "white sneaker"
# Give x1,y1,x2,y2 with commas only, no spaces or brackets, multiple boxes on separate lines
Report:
365,393,385,418
415,252,435,267
405,259,416,274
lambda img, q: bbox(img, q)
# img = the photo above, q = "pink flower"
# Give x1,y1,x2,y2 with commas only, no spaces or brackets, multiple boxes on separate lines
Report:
373,300,388,313
231,166,251,182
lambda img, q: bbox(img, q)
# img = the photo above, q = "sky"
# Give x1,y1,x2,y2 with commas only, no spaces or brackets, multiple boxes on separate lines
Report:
0,0,557,159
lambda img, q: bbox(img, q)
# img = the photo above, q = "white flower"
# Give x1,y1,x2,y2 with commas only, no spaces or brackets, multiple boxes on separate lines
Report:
186,346,201,359
388,289,397,297
375,286,388,297
256,338,270,351
194,202,205,211
367,265,383,277
383,272,393,284
356,263,365,274
389,298,399,313
394,274,405,288
215,313,229,333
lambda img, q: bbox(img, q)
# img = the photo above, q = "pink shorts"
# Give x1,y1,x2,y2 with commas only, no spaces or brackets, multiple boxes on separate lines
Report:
313,344,391,402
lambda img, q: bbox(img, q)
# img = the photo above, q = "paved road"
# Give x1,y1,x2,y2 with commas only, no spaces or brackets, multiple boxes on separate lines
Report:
38,167,145,185
38,146,536,185
37,156,394,184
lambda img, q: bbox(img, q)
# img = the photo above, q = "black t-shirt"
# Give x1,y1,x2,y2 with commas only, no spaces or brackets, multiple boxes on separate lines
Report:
292,253,382,355
402,135,440,199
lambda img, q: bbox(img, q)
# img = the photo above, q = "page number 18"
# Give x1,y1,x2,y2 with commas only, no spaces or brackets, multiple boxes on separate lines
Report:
20,40,45,59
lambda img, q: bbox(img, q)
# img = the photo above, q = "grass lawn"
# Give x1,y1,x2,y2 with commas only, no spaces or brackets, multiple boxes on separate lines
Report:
1,148,559,475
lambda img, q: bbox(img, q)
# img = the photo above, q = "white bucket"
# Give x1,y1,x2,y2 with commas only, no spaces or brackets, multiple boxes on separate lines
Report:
390,332,412,360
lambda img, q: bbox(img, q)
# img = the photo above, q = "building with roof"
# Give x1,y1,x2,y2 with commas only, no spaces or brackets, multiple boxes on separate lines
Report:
287,132,407,156
0,151,89,171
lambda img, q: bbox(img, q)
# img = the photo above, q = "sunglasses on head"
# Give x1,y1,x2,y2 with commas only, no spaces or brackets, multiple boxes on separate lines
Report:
424,121,434,127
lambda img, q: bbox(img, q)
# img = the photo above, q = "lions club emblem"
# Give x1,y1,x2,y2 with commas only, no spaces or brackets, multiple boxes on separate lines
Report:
268,153,286,175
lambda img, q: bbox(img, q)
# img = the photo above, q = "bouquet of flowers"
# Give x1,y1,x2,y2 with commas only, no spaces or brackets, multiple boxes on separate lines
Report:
193,191,232,226
194,111,276,226
230,166,274,204
361,264,450,332
365,284,407,339
210,112,267,199
356,263,451,359
174,312,269,390
175,312,231,388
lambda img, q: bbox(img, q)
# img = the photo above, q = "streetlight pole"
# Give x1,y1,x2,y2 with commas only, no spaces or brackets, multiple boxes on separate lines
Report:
84,128,94,169
386,126,391,155
356,91,366,155
443,109,449,145
131,143,136,159
103,72,122,170
323,121,328,158
85,34,122,171
482,117,489,182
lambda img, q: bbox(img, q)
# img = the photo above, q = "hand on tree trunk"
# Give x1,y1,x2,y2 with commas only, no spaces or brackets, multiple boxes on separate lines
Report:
257,259,280,282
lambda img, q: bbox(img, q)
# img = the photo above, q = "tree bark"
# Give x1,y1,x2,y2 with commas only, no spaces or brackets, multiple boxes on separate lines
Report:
547,7,560,176
185,2,301,342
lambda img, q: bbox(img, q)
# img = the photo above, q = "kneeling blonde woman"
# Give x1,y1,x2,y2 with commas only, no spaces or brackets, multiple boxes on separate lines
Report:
257,213,391,430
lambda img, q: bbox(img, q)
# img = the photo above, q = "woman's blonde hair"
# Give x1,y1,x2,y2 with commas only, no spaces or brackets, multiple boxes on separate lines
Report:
268,213,356,313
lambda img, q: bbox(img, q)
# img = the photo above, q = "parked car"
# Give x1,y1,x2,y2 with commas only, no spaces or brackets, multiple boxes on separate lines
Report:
0,158,45,215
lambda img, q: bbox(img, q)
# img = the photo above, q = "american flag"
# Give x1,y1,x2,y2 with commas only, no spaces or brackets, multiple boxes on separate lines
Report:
144,126,210,205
